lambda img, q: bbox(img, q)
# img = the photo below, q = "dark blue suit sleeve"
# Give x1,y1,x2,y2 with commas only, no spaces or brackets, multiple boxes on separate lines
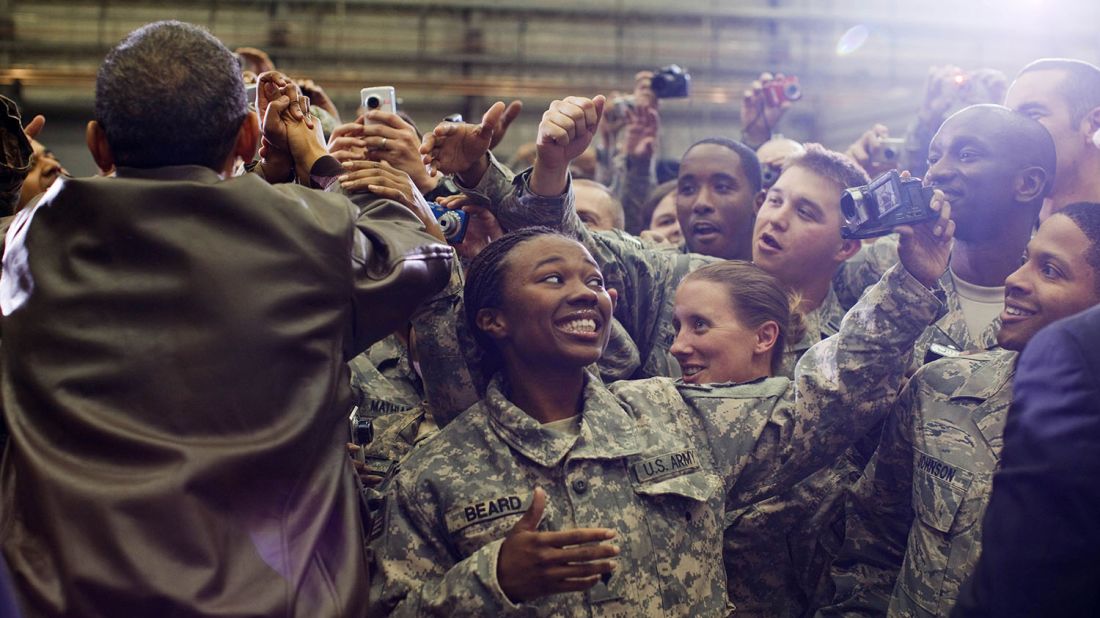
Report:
953,314,1100,617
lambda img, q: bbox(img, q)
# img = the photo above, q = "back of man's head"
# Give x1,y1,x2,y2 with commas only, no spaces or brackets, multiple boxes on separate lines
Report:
95,21,248,170
1017,58,1100,126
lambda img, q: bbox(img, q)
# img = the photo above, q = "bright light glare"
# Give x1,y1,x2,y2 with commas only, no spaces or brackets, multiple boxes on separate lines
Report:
836,25,870,56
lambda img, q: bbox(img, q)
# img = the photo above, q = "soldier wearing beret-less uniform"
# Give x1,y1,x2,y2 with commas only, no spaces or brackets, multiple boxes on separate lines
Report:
822,205,1100,618
370,170,953,615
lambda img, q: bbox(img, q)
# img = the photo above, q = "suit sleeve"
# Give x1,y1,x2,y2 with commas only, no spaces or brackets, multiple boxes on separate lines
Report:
311,155,455,357
952,320,1100,618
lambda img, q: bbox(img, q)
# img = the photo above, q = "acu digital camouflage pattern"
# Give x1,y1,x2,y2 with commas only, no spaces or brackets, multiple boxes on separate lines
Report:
833,236,1000,374
348,334,422,419
821,348,1016,618
369,263,943,616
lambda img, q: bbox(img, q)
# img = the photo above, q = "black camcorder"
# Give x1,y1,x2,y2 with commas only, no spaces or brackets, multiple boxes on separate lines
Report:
841,170,936,240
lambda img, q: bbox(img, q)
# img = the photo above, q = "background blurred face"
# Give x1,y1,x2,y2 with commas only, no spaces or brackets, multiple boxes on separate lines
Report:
752,166,849,289
997,214,1100,350
648,192,682,244
1006,70,1085,199
18,139,64,209
670,279,773,385
493,236,615,370
574,182,620,232
924,109,1025,242
676,144,757,259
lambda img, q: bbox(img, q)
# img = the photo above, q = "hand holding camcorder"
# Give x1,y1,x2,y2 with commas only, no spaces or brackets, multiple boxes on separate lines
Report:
841,170,937,239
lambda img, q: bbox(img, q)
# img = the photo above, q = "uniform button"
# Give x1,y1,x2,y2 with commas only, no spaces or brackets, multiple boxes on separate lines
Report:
572,479,588,495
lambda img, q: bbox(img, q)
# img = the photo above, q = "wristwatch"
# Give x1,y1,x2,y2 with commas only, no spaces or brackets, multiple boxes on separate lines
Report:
423,176,462,203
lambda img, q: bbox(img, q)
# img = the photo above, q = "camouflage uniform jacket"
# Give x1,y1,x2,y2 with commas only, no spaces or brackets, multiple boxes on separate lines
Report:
833,238,1000,373
821,349,1016,618
779,285,846,379
368,263,943,617
349,335,422,418
463,153,714,379
726,284,863,618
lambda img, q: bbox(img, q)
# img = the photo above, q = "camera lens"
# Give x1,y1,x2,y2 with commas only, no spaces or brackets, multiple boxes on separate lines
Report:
840,191,860,222
784,82,803,101
883,147,898,161
438,211,460,240
366,95,382,109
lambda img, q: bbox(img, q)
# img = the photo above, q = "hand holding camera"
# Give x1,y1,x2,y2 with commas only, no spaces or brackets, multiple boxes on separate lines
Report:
435,193,503,258
359,110,435,193
741,72,801,148
845,124,904,177
896,186,954,289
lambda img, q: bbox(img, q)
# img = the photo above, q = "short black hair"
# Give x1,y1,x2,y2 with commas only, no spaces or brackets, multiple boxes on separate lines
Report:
1017,58,1100,126
95,21,248,169
1058,202,1100,292
682,137,763,195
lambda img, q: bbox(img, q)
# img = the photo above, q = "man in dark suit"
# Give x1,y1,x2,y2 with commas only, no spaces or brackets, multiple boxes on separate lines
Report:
0,20,451,618
953,303,1100,617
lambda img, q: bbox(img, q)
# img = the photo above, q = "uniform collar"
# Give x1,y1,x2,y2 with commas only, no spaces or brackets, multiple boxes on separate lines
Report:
484,371,639,468
937,270,1003,352
790,285,844,354
948,349,1017,402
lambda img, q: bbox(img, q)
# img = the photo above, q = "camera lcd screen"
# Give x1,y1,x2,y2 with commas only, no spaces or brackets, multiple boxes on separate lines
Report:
872,178,900,216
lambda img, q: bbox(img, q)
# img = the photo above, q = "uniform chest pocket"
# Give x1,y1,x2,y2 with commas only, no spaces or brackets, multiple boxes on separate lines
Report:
912,450,974,533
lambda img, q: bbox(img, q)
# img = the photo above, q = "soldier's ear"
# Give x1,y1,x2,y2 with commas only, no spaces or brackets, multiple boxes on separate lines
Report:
833,238,861,264
1013,165,1048,204
753,320,780,356
476,307,508,341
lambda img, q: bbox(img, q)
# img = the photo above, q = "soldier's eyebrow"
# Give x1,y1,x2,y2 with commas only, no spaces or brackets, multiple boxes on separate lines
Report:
532,255,567,271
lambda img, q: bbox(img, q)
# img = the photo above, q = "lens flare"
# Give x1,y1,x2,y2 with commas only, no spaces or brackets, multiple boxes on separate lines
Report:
836,25,870,56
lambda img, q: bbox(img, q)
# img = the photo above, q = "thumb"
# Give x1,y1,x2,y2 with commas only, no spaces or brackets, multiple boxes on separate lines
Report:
480,101,507,133
24,115,45,140
592,95,607,125
512,487,546,533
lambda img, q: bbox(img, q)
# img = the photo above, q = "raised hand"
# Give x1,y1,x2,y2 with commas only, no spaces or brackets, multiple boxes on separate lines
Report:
434,193,504,262
844,123,896,177
420,101,508,185
896,189,955,288
339,159,445,242
530,95,606,196
497,487,619,604
740,72,793,148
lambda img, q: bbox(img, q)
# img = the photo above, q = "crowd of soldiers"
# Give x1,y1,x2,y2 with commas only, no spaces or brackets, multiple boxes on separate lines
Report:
3,18,1100,618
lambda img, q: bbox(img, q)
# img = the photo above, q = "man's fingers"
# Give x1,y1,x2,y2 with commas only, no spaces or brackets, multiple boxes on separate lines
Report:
330,136,368,151
24,115,45,140
544,108,579,142
500,100,523,130
479,101,507,133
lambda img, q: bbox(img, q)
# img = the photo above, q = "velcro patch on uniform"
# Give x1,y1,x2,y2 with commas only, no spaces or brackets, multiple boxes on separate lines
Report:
363,457,397,476
445,495,526,534
916,450,968,492
929,343,961,358
631,449,700,484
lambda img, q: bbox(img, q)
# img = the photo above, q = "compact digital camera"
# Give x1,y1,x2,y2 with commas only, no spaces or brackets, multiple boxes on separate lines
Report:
360,86,397,114
763,76,802,106
841,170,937,239
604,95,636,124
651,64,691,99
870,137,906,166
430,203,469,244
